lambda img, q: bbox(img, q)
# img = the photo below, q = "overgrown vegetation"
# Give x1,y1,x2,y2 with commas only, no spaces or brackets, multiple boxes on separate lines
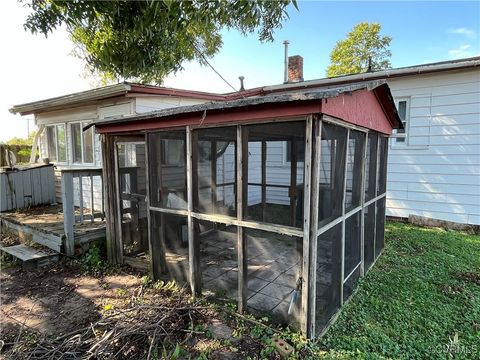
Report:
2,223,478,359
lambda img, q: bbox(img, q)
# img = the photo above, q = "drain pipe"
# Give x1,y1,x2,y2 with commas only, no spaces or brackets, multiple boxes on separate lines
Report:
283,40,289,83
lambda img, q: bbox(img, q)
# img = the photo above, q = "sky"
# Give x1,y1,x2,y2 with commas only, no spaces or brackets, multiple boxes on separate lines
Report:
1,0,479,142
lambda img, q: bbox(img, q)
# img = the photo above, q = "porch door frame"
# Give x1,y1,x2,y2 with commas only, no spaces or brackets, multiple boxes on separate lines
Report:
113,135,149,264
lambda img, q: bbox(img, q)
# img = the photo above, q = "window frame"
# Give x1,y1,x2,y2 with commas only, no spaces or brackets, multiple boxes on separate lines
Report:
393,97,410,145
70,121,95,164
45,124,67,164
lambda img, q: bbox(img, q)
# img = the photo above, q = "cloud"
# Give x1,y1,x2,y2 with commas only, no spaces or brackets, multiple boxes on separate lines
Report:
447,44,477,59
447,27,476,38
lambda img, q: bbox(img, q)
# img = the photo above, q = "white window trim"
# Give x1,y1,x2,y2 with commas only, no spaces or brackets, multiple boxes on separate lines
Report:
71,121,95,165
45,124,67,164
391,97,410,147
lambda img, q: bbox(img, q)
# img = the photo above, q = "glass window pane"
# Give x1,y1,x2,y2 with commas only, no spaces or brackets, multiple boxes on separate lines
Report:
246,228,302,328
318,122,347,227
148,131,187,210
245,122,305,228
72,123,82,163
364,133,378,202
194,127,237,216
83,125,94,163
315,223,342,334
46,126,57,162
56,125,66,162
345,130,365,212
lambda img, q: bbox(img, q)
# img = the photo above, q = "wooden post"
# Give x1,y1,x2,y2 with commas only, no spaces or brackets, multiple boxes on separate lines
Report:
211,140,217,214
187,126,201,296
61,171,75,256
90,174,95,222
307,115,321,338
360,132,368,276
78,175,84,223
301,115,313,336
261,140,267,222
340,129,350,306
237,125,248,313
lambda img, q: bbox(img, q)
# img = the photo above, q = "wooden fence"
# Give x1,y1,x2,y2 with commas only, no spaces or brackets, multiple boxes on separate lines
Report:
0,164,56,211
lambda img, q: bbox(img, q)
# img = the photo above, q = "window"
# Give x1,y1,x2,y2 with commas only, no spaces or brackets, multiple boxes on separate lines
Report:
395,98,409,143
45,124,66,162
71,122,94,164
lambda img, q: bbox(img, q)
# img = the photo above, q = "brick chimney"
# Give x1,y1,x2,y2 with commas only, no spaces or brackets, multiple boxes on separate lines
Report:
288,55,304,82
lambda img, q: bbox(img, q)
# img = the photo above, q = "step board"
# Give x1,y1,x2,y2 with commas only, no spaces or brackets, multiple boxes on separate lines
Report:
0,244,59,270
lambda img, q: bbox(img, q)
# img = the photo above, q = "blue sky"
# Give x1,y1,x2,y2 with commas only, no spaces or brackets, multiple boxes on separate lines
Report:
1,0,479,141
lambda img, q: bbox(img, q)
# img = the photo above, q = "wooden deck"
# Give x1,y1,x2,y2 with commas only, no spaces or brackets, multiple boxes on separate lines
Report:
0,204,106,253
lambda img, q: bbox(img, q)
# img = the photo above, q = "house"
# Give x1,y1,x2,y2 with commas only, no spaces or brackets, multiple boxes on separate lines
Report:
265,57,479,227
11,57,478,228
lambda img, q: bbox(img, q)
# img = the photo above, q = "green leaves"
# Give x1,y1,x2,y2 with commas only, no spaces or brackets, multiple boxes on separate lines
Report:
21,0,294,84
327,22,392,77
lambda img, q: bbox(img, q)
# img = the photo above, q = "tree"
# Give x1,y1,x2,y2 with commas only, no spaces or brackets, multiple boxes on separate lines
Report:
22,0,296,84
326,22,392,77
6,131,37,146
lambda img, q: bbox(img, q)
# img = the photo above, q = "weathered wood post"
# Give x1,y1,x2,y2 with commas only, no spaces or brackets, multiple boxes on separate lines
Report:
61,171,75,256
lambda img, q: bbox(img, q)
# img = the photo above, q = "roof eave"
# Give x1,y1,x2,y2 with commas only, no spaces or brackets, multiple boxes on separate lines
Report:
9,83,132,116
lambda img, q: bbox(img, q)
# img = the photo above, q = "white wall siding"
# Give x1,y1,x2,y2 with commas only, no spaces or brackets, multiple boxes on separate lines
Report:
387,68,480,225
135,96,207,113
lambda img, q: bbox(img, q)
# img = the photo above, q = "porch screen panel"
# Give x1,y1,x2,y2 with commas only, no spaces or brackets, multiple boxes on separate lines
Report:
318,123,347,227
149,211,189,282
315,223,342,334
195,219,238,299
377,136,388,195
344,211,361,301
364,133,378,202
117,142,149,258
375,197,386,258
345,130,365,212
193,127,237,217
246,228,302,328
245,122,306,228
363,203,376,271
148,131,187,210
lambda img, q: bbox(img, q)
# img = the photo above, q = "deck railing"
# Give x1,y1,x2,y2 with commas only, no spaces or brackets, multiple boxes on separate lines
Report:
61,168,104,255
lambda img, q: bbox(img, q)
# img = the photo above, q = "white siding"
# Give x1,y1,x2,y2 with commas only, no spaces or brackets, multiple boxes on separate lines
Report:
135,96,207,113
387,69,480,225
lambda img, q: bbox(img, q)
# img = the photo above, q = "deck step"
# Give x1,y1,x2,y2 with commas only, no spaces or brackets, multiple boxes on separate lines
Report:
0,244,59,270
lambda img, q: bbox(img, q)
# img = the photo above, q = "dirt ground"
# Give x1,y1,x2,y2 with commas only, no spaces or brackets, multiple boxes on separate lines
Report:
0,258,285,359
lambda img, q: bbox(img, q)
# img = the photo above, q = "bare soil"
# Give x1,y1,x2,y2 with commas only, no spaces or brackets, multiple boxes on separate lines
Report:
0,260,276,359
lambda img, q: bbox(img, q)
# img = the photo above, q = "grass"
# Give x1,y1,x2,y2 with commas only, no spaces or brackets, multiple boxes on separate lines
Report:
314,222,480,360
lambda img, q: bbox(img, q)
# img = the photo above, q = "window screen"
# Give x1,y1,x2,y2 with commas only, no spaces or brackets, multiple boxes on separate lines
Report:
318,122,347,227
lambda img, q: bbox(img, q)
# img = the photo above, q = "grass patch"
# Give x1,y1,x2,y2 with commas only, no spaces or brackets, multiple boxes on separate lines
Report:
316,222,480,360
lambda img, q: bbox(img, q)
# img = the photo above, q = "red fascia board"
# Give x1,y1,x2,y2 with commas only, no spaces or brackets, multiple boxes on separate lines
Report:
96,101,322,134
